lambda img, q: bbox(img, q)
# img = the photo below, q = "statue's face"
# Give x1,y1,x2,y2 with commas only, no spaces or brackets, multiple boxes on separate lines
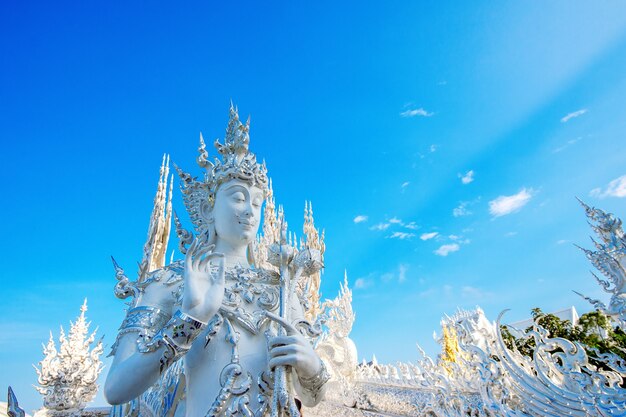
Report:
212,179,264,248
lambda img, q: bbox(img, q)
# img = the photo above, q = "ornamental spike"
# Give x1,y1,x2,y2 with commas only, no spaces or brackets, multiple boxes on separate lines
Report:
197,132,210,169
7,387,25,417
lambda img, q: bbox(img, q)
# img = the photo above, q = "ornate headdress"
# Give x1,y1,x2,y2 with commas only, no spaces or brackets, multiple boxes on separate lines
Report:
175,104,269,237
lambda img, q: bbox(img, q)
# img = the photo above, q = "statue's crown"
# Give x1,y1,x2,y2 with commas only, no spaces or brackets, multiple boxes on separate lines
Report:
199,104,269,203
176,104,269,235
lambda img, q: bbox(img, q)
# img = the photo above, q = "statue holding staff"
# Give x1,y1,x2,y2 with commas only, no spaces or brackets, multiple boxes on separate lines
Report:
104,105,329,417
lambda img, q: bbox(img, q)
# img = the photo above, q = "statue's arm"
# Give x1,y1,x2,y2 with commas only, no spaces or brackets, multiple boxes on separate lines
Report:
104,280,179,405
105,242,225,405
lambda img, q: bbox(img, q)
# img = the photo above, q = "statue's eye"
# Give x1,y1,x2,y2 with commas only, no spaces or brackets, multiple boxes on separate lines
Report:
252,199,262,208
232,192,245,202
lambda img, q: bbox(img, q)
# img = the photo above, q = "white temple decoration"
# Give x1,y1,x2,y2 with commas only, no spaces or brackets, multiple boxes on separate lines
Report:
575,199,626,328
139,154,174,279
315,274,358,405
33,300,104,417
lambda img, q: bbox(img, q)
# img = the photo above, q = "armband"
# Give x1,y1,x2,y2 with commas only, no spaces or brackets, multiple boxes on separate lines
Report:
109,306,170,356
139,310,206,373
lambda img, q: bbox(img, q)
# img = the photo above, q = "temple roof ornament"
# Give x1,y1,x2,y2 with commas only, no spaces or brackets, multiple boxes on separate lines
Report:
33,300,104,416
574,199,626,328
139,154,174,279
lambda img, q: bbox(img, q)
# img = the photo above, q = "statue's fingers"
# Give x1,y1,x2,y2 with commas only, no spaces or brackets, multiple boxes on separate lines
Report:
211,256,225,284
269,345,299,359
269,355,297,370
197,243,215,258
268,335,300,349
265,311,298,335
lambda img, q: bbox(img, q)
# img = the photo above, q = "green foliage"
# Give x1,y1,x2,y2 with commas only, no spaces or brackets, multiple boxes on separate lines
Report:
505,308,626,362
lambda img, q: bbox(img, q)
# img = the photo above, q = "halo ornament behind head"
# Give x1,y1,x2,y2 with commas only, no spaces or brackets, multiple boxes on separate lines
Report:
176,104,269,238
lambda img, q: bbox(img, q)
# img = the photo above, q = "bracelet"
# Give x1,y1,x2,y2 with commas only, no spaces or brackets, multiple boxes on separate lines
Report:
139,310,206,372
298,359,331,394
110,306,170,356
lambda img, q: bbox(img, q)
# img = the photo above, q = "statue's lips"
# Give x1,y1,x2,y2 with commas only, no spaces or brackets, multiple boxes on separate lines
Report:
239,221,255,230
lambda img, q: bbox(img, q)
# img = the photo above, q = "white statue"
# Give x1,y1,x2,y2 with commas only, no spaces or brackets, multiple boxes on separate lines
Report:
104,105,329,417
316,274,358,400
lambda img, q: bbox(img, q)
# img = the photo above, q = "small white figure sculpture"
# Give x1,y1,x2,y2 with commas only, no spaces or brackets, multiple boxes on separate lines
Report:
105,105,329,417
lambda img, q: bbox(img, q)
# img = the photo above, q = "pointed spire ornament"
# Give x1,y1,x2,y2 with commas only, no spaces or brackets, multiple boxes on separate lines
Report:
139,155,174,279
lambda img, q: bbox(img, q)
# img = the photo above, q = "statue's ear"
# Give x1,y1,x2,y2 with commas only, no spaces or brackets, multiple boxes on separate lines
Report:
199,200,213,223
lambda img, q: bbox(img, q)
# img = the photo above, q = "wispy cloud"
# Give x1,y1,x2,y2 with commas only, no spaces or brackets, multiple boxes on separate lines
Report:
453,201,472,217
370,222,390,231
590,175,626,198
401,181,410,190
398,264,408,283
418,284,493,301
557,239,569,244
353,215,368,224
552,136,583,154
560,108,587,123
404,222,419,230
420,232,439,241
388,231,415,240
489,188,533,217
505,231,518,237
354,278,372,289
461,285,493,300
380,264,410,284
459,170,475,184
400,107,434,118
434,243,460,256
389,217,402,224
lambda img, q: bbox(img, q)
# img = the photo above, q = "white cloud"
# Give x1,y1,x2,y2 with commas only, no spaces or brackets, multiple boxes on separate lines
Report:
489,188,533,217
420,232,439,241
557,239,569,244
389,217,402,224
448,234,460,240
401,181,410,189
560,108,587,123
400,108,434,118
404,222,419,230
388,231,415,240
453,201,472,217
590,175,626,198
353,215,368,223
370,223,390,231
398,264,408,283
430,144,437,153
434,243,460,256
459,170,475,184
505,231,518,237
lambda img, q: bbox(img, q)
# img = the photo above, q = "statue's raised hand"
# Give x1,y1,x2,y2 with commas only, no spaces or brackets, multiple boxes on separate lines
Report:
181,239,225,324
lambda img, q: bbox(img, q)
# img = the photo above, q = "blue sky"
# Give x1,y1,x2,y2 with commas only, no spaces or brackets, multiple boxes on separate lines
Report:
2,1,626,412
